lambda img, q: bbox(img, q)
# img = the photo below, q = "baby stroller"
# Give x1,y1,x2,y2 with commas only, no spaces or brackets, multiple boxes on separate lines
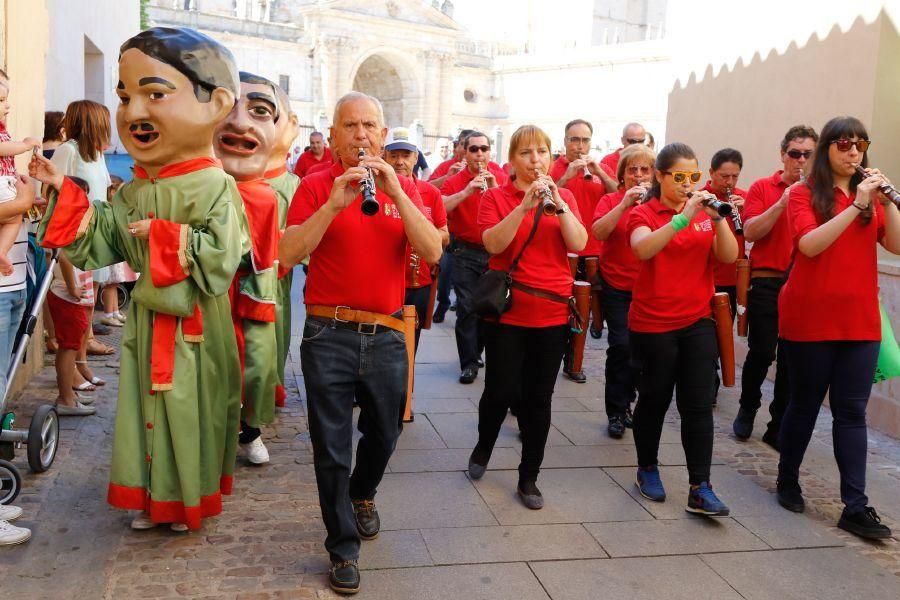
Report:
0,243,61,505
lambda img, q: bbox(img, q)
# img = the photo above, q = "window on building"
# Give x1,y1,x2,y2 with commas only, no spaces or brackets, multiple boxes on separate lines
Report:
279,74,290,95
464,89,477,103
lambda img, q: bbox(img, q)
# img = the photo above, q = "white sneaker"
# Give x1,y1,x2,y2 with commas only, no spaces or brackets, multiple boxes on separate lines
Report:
115,311,127,322
100,315,124,327
130,512,158,530
170,523,188,532
0,505,22,521
55,402,96,416
0,520,31,545
240,437,270,464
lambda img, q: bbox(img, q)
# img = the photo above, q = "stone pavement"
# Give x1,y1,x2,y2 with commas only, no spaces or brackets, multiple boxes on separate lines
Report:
0,275,899,599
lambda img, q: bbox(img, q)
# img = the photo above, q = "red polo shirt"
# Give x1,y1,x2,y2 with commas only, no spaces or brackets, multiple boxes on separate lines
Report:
441,163,509,245
600,148,622,175
478,181,582,328
743,170,793,272
286,161,426,314
550,155,616,182
702,181,747,287
306,160,332,176
779,185,886,341
293,147,333,178
593,190,641,291
406,178,447,288
549,156,606,256
429,158,501,182
626,198,718,333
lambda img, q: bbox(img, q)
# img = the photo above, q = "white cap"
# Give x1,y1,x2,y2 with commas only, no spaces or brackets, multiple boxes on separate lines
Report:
384,127,418,152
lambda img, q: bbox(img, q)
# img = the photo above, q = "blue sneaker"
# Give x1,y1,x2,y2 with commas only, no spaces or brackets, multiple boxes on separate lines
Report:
686,482,730,516
636,466,666,502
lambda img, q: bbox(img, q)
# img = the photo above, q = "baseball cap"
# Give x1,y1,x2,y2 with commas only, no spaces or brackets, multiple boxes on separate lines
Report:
384,127,418,152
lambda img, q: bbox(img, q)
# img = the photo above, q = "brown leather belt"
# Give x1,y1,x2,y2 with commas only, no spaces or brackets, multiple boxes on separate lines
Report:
306,305,404,335
751,269,785,279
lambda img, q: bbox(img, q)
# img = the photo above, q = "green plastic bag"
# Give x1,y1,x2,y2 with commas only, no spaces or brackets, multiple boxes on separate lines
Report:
874,301,900,383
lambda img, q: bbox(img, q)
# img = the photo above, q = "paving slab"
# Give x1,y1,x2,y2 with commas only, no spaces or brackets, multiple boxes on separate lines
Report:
388,447,521,473
530,556,743,600
551,374,603,399
377,471,497,530
551,411,681,446
472,468,653,525
358,530,434,570
428,411,571,449
395,415,448,450
413,372,483,398
411,395,478,413
701,547,900,600
421,524,607,565
584,517,769,558
548,397,590,412
733,512,844,549
360,563,550,600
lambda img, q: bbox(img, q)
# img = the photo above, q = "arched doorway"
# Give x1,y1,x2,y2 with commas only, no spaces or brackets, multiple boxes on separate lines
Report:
351,52,415,128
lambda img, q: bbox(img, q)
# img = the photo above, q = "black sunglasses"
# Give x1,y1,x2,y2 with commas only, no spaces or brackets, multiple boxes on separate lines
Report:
468,145,490,153
785,149,813,159
830,139,871,153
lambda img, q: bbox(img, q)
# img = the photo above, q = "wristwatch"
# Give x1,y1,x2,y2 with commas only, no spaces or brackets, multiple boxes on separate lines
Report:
556,202,569,215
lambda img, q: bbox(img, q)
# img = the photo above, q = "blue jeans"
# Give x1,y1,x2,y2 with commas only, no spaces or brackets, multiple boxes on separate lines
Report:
600,281,636,417
300,316,408,562
0,289,27,395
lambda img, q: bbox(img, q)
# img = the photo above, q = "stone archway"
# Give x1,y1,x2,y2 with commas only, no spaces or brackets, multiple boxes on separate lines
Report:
351,51,418,128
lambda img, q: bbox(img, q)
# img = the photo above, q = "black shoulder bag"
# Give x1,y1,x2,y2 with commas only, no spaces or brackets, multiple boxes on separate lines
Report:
472,209,543,318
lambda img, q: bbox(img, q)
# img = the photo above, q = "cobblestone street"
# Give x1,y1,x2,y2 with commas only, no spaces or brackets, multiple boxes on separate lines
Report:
1,277,899,599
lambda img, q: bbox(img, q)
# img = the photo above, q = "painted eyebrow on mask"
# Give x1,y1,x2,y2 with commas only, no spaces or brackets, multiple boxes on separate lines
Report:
138,77,177,89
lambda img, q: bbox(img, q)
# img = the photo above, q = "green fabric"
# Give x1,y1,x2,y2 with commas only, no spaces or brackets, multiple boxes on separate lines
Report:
39,167,243,509
875,301,900,383
266,170,299,393
240,318,277,427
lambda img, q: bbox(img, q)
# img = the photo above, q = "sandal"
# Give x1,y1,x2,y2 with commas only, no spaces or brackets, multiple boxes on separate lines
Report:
73,381,96,392
87,340,116,356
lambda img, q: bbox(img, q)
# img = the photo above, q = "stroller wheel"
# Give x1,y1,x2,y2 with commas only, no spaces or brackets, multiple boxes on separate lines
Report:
0,459,21,505
27,405,59,473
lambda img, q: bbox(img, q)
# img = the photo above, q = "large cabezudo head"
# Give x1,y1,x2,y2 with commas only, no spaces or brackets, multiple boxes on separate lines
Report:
266,80,299,172
117,27,239,174
213,71,280,180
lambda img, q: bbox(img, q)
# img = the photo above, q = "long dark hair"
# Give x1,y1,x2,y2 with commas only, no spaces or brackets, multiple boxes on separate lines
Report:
808,116,871,224
644,142,697,202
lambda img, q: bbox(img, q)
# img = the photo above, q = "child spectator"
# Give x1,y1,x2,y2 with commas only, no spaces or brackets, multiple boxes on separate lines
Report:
42,110,65,159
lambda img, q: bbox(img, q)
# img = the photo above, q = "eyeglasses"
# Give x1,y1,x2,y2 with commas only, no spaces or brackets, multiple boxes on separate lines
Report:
567,136,591,144
830,139,871,153
625,165,652,175
785,149,813,159
625,138,646,145
661,170,702,184
468,145,490,153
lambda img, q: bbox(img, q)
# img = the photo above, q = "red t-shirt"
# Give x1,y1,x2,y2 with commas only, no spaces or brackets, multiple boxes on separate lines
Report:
593,190,641,291
702,181,747,287
626,198,718,333
286,162,426,314
306,160,332,176
477,181,582,328
293,148,333,178
743,170,793,272
779,184,886,341
429,158,502,182
549,156,606,256
550,155,615,182
600,148,622,175
406,178,447,288
441,163,510,245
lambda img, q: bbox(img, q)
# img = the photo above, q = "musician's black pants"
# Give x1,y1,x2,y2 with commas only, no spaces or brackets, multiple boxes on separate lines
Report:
739,277,789,434
631,319,718,485
600,281,636,417
474,321,568,483
778,340,878,512
451,245,489,370
404,285,430,352
436,248,454,307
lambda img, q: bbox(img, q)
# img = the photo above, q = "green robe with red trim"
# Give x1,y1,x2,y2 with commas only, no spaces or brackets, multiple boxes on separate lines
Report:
37,158,243,530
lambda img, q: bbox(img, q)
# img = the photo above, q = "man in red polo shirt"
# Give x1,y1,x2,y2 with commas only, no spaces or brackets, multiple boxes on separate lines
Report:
600,122,647,175
551,118,618,193
428,129,471,188
732,125,818,448
440,131,509,383
279,91,441,595
292,131,332,177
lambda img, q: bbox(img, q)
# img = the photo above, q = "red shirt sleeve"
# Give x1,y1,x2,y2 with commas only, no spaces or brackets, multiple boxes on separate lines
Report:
285,176,323,227
626,204,653,238
427,185,448,228
742,180,767,221
788,184,818,244
560,188,582,222
476,188,503,232
593,193,616,222
440,171,465,195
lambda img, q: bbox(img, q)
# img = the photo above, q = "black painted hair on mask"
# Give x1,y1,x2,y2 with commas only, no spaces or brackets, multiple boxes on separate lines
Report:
120,27,239,102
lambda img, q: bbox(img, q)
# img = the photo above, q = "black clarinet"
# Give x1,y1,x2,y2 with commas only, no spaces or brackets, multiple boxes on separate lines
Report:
855,165,900,208
358,149,379,216
689,191,733,217
727,185,743,234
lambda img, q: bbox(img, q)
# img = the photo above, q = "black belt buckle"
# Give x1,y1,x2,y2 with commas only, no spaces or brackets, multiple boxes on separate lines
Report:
357,322,377,335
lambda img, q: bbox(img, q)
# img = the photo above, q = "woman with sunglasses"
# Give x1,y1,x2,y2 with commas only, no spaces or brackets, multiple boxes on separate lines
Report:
626,142,738,516
775,117,900,539
591,143,656,438
468,125,587,509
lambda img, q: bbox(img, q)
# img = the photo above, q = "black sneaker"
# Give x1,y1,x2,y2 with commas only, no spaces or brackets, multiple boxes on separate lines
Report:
432,303,448,324
776,480,805,513
351,499,380,540
563,370,587,383
838,506,892,540
329,559,360,595
761,427,780,451
732,407,756,440
468,449,489,480
459,365,478,384
623,406,634,428
517,480,544,510
475,357,484,368
607,415,626,439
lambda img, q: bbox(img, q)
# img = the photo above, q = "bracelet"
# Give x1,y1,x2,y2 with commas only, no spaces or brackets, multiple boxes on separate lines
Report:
851,201,868,211
671,213,689,232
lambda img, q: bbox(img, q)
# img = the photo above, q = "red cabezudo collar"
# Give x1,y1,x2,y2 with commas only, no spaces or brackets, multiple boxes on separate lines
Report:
133,157,221,181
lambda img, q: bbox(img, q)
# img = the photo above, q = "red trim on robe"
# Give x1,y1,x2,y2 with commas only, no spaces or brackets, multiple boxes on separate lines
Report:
236,295,276,322
149,219,190,288
236,179,279,273
182,304,204,343
107,475,233,530
275,385,286,407
133,156,222,181
151,314,177,391
263,165,287,179
42,177,93,248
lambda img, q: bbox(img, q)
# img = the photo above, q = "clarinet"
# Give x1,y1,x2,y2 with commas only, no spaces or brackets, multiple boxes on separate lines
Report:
538,186,557,216
854,165,900,208
478,164,488,194
358,149,379,216
688,191,732,217
726,185,743,234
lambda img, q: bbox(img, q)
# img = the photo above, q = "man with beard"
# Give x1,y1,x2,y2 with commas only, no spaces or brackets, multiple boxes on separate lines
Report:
214,71,283,465
32,27,243,531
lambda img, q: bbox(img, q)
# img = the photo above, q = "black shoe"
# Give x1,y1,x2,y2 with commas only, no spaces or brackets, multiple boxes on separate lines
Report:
517,480,544,510
475,357,484,368
449,303,457,312
93,324,112,336
607,415,626,439
732,407,756,440
459,365,478,384
330,560,360,595
623,406,634,428
776,480,805,513
563,370,587,384
761,428,780,451
468,449,489,480
589,325,602,339
351,499,380,540
838,506,892,540
432,304,448,324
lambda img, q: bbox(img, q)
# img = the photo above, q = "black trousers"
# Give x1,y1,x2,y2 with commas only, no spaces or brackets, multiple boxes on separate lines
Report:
778,340,879,512
404,285,430,352
436,247,454,307
739,277,789,434
474,321,568,482
600,280,636,417
452,245,489,370
631,319,718,485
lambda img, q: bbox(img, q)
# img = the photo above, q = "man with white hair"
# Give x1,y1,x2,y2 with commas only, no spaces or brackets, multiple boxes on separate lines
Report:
600,122,647,174
279,92,441,595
